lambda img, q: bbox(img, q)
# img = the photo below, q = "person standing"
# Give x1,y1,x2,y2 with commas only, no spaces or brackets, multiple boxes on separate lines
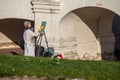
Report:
23,21,40,56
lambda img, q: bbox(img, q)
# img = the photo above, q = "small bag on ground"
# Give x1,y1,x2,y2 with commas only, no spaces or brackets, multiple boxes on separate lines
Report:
43,47,54,57
35,45,44,57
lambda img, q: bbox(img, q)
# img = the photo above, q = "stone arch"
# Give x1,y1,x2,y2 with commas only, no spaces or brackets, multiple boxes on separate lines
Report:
59,6,118,60
0,18,34,54
61,6,120,20
60,0,120,20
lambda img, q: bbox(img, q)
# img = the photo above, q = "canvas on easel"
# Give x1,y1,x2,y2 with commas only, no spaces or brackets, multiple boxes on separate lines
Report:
38,21,47,32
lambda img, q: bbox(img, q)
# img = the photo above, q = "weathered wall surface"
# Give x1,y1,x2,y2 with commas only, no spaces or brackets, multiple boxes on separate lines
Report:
32,0,120,60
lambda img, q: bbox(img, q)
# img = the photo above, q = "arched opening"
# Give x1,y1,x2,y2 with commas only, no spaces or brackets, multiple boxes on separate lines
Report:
59,7,118,60
0,18,34,54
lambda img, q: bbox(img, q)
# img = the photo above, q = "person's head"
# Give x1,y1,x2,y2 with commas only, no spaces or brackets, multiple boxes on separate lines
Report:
24,21,32,29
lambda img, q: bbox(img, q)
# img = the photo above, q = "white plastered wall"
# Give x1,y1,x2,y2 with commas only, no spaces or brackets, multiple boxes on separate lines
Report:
59,12,101,60
0,0,33,20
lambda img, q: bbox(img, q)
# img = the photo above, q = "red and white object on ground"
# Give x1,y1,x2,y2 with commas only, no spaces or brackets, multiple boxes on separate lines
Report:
57,54,63,59
52,54,63,59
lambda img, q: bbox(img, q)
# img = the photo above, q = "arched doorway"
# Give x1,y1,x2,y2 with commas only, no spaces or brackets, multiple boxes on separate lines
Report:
59,7,118,60
0,18,34,54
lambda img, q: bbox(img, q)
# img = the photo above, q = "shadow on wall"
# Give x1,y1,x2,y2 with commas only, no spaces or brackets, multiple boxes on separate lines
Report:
112,15,120,61
0,18,34,51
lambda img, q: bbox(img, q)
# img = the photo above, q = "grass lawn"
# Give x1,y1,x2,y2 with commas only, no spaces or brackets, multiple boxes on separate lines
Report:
0,54,120,80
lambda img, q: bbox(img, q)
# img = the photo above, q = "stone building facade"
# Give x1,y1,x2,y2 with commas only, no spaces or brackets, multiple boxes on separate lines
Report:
0,0,120,60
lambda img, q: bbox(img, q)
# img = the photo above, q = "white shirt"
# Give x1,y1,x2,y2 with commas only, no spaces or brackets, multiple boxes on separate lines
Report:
23,29,39,46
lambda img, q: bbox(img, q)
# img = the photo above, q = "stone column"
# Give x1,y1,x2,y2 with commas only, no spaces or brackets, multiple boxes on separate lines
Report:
31,0,61,50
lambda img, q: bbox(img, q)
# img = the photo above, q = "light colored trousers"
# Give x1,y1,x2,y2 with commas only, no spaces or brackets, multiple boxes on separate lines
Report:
24,44,35,56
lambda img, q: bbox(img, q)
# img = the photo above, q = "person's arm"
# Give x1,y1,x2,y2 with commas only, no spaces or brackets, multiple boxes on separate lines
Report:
29,29,40,37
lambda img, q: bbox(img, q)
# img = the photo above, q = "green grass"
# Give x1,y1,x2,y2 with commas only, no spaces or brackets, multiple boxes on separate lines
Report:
0,54,120,80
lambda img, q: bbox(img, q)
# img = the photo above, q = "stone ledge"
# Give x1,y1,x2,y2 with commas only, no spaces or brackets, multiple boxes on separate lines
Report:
0,42,20,49
32,0,61,14
32,0,61,4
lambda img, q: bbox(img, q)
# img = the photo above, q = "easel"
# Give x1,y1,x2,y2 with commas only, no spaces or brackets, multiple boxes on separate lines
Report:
37,31,49,56
36,21,50,57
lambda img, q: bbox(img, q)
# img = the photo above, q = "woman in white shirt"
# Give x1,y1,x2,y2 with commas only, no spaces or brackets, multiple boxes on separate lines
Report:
23,21,40,56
